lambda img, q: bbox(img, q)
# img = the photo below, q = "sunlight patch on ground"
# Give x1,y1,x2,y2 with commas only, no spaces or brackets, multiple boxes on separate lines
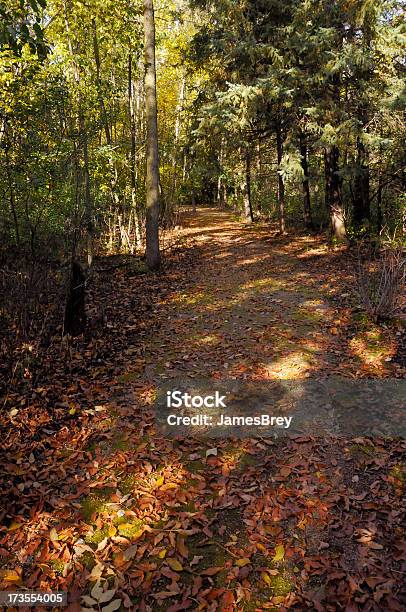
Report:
349,329,393,367
198,334,222,346
264,352,312,379
240,278,283,291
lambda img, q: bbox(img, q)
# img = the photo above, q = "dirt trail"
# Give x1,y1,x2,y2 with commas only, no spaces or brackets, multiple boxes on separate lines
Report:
143,208,369,382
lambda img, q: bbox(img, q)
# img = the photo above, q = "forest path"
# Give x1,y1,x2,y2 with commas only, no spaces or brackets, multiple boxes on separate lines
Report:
142,206,387,382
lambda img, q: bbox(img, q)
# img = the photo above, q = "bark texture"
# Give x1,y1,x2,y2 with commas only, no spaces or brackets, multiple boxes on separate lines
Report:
143,0,161,270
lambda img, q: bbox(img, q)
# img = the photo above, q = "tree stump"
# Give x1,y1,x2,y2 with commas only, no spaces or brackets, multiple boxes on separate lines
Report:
63,261,86,336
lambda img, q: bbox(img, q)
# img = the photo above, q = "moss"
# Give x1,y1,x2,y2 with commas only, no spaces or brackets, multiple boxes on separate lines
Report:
389,464,406,491
85,524,110,545
349,443,374,457
238,453,258,469
182,501,197,513
290,309,324,324
111,436,130,452
118,372,140,383
269,574,292,596
79,550,96,571
353,311,372,330
80,488,115,522
117,518,144,538
49,559,65,574
119,473,140,495
130,260,149,275
186,459,205,474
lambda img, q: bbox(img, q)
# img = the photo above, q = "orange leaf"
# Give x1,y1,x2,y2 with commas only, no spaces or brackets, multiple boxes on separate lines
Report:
176,535,188,559
201,566,223,576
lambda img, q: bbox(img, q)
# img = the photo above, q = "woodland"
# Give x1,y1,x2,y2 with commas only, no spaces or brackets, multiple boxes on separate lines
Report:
0,0,405,610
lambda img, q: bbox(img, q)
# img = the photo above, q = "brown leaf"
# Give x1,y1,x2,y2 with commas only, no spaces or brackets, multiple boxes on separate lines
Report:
176,535,188,559
201,566,223,576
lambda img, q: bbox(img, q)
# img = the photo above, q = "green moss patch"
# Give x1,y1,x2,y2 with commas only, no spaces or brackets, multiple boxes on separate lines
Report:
269,574,293,596
49,559,65,574
80,488,115,522
78,550,96,571
116,518,144,538
85,524,110,545
389,464,406,492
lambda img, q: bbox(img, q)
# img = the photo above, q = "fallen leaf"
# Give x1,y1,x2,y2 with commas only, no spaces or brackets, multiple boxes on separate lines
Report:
272,545,285,562
123,544,138,561
101,599,122,612
166,558,183,572
201,566,223,576
91,579,104,601
49,528,59,542
176,535,188,558
99,588,116,604
235,558,251,567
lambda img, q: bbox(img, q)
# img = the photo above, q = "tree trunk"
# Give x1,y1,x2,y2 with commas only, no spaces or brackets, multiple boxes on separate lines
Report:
256,142,262,213
325,145,346,241
143,0,161,270
242,147,253,222
128,52,141,247
81,112,93,267
376,166,383,233
276,118,285,234
92,18,111,145
299,134,313,229
64,261,86,336
64,0,93,267
4,129,20,246
353,137,370,226
171,74,186,202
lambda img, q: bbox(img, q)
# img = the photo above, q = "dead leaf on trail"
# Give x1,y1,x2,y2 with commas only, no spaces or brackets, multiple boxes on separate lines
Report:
152,590,181,600
166,558,183,572
272,545,285,562
101,599,122,612
91,579,105,601
190,555,203,567
160,482,177,491
235,558,251,567
201,566,224,576
97,538,109,551
49,527,59,542
0,569,21,584
367,542,384,550
89,563,104,581
98,588,117,604
7,522,23,532
176,535,188,558
123,544,138,561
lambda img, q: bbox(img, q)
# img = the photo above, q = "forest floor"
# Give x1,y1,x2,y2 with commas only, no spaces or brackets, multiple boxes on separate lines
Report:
0,208,405,611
